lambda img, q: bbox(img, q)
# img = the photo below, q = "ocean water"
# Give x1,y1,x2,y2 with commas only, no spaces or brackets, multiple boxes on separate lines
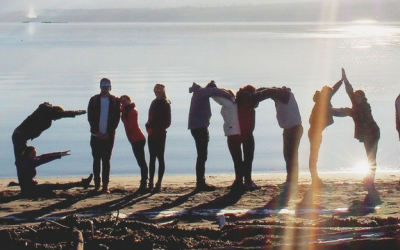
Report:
1,21,400,178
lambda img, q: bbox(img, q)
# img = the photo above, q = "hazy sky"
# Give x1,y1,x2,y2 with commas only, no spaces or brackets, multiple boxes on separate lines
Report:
2,0,320,12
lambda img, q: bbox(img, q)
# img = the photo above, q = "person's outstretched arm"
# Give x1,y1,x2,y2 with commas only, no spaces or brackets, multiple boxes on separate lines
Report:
342,68,355,102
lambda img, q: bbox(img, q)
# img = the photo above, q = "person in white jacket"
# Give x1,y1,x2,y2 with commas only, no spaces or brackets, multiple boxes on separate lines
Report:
258,86,303,191
211,86,243,191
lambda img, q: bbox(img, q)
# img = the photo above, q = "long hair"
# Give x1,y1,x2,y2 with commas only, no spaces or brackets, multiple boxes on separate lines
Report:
154,83,171,104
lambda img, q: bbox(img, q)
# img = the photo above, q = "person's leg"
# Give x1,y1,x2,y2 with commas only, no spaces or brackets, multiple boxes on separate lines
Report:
363,134,380,193
283,125,303,185
101,135,115,192
155,134,166,186
131,140,149,189
90,136,102,190
147,135,156,189
191,128,209,185
308,128,322,183
227,134,243,182
242,133,255,184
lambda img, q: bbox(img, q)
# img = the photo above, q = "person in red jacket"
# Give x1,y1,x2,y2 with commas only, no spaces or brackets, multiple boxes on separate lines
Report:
120,95,149,193
145,84,171,193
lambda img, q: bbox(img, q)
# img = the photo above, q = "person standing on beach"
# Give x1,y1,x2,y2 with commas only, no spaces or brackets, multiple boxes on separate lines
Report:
87,78,120,193
209,83,243,191
15,146,93,197
333,68,380,195
12,102,86,159
258,86,303,191
120,95,149,194
235,85,274,191
308,77,343,187
145,84,171,193
188,80,235,192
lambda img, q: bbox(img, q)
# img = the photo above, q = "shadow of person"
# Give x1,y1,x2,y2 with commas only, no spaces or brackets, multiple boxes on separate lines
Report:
191,188,243,210
348,191,382,216
264,187,293,210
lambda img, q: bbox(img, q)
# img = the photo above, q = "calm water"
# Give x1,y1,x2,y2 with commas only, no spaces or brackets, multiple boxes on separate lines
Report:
1,22,400,178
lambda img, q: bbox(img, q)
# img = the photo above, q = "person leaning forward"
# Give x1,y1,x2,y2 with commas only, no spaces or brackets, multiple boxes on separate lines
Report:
87,78,121,193
12,102,86,160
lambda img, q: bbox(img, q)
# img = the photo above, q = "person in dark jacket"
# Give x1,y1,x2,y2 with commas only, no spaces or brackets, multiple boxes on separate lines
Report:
333,68,380,195
145,83,171,193
87,78,121,193
236,85,283,191
12,102,86,160
188,80,234,192
120,95,149,193
308,77,343,187
15,146,93,197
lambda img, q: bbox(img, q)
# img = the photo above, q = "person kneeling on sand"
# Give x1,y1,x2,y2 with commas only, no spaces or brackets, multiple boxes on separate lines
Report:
15,146,93,197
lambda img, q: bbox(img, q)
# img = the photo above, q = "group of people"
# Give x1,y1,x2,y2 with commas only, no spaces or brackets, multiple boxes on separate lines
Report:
12,68,382,197
189,68,380,195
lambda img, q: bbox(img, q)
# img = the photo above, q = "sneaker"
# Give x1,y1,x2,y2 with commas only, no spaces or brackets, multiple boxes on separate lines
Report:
82,174,93,189
244,181,259,191
195,182,216,192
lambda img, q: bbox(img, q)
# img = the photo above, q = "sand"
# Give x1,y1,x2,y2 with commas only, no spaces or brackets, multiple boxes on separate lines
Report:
2,171,400,249
1,171,400,227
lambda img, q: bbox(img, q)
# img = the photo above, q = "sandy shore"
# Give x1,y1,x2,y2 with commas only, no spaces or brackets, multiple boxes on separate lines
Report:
1,171,400,228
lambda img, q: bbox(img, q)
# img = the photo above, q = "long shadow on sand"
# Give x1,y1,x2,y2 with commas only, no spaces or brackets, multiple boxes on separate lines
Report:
0,189,154,224
130,188,243,222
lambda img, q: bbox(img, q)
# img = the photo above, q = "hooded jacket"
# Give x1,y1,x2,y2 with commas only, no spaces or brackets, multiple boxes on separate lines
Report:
121,102,146,143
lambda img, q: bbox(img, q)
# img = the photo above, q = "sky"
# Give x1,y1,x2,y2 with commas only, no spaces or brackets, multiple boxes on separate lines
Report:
1,0,321,12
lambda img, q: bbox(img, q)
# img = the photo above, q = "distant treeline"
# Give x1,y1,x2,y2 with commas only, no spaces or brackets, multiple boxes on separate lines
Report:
2,2,400,23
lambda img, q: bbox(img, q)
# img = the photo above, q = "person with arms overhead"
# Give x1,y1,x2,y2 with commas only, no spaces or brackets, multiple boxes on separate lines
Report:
308,75,343,187
333,68,380,195
209,82,243,191
87,78,121,193
188,80,234,192
259,86,303,192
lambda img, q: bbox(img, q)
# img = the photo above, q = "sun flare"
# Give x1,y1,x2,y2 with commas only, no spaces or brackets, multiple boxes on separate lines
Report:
351,161,371,175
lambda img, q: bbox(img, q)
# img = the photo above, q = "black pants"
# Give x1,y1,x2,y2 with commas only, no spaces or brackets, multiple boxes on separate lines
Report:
12,129,28,159
191,128,209,183
148,134,166,184
227,134,243,181
90,135,115,187
130,139,149,184
283,125,303,184
241,133,255,183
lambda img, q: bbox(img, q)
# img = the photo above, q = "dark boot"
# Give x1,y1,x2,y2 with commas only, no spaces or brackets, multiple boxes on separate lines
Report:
82,174,93,189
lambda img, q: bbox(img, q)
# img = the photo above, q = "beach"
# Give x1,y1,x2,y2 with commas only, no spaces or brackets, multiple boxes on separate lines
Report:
1,171,400,249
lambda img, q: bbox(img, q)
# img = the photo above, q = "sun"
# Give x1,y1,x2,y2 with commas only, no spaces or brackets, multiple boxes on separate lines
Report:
351,161,371,175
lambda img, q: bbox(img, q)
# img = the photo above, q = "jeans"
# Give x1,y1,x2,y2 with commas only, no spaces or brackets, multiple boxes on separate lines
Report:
148,134,166,184
130,139,149,184
191,128,209,183
90,134,115,187
283,125,303,184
